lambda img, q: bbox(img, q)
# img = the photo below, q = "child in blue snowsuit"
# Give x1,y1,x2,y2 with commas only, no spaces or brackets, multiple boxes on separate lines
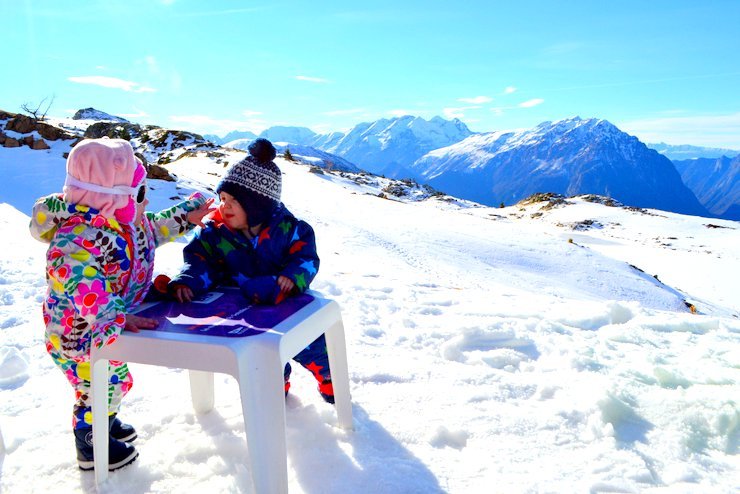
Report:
167,139,334,403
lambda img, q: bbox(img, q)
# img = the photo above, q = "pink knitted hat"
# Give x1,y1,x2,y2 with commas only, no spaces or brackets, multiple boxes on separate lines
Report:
63,138,146,222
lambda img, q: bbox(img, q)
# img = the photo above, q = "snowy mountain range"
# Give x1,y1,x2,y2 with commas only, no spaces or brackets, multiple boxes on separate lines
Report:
208,115,738,219
204,129,257,145
410,117,710,216
209,115,473,178
673,155,740,220
15,108,739,220
313,115,473,177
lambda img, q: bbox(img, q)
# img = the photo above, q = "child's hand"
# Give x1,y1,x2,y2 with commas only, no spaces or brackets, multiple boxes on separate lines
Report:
125,314,159,332
277,275,295,294
187,198,216,227
170,284,195,303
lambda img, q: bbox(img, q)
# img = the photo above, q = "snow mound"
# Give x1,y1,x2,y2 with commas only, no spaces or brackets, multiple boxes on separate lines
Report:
0,347,30,389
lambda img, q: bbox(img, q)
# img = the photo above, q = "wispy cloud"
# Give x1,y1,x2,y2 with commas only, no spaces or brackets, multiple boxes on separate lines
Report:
458,96,492,104
143,56,160,75
118,108,149,120
489,97,544,115
294,75,330,84
518,98,544,108
618,112,740,148
68,76,156,93
504,86,517,94
443,106,481,119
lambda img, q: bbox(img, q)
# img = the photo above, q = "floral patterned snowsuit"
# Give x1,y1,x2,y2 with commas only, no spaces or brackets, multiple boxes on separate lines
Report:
30,193,206,429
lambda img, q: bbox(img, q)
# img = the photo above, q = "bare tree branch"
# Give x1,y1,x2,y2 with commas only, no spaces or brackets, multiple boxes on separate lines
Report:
20,95,55,121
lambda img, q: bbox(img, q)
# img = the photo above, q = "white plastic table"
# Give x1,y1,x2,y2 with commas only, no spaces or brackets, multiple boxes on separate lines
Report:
90,290,352,493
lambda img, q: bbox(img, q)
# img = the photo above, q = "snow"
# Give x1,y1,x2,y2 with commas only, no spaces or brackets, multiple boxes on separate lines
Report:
1,146,739,493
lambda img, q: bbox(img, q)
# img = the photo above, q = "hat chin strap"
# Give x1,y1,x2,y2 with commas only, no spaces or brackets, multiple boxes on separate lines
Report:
64,174,138,196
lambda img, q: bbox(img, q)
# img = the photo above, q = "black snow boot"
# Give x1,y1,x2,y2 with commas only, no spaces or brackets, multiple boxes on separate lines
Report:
109,414,137,443
74,427,139,471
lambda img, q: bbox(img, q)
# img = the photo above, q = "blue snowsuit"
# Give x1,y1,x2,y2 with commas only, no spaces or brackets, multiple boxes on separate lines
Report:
171,203,332,398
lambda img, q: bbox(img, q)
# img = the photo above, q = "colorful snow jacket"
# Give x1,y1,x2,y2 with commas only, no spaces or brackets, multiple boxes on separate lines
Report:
29,193,206,358
170,203,319,304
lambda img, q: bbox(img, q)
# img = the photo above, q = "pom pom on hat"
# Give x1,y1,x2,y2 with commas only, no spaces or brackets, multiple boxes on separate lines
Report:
248,138,277,163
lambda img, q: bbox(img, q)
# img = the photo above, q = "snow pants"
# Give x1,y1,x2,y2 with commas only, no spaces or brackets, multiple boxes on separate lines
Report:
47,345,133,430
285,333,333,396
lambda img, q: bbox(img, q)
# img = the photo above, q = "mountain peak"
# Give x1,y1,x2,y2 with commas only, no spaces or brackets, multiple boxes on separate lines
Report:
317,115,473,176
72,108,128,123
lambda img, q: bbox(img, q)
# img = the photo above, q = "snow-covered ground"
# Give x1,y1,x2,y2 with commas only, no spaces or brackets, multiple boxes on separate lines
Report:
0,143,738,493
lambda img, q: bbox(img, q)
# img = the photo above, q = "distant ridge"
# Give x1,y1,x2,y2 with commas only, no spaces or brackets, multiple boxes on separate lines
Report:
673,155,740,220
410,117,709,216
647,142,740,160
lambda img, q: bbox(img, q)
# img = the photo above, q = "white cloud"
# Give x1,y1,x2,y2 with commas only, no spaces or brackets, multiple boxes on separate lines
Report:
618,112,740,149
458,96,492,104
242,110,262,117
68,76,156,93
519,98,544,108
504,86,517,94
118,109,149,120
294,75,330,83
443,106,480,119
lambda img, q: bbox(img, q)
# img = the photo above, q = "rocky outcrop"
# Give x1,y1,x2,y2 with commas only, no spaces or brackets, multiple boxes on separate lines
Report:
84,121,143,140
6,115,36,134
3,137,20,148
31,139,50,150
36,121,75,141
147,163,176,181
131,152,175,181
0,112,76,150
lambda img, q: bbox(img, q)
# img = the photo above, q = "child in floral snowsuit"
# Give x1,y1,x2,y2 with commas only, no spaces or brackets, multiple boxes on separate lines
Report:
30,138,213,471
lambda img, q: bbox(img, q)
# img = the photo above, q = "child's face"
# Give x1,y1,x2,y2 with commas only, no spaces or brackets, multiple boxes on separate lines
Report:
218,191,248,230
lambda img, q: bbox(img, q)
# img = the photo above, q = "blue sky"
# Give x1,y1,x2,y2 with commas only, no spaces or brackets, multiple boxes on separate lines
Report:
4,0,740,147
